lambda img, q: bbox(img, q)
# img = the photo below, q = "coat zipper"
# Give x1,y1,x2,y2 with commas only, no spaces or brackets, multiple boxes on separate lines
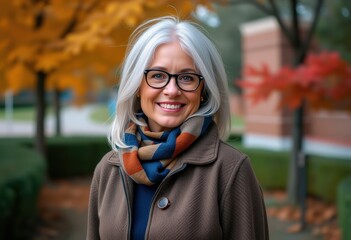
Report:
143,163,188,240
119,167,132,240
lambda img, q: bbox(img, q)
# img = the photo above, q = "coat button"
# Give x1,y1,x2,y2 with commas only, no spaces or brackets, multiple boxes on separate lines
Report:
157,197,170,209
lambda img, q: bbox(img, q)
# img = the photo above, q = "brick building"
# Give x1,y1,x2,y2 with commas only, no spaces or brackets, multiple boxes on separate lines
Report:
239,17,351,159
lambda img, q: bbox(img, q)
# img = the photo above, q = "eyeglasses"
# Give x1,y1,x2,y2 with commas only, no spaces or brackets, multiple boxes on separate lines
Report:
144,69,204,92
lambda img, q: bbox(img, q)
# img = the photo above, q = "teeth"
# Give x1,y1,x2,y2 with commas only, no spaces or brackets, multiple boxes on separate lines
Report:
159,104,182,109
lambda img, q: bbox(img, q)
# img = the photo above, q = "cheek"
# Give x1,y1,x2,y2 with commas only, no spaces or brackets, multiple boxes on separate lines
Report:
139,82,152,101
139,85,159,109
140,94,152,111
187,93,202,111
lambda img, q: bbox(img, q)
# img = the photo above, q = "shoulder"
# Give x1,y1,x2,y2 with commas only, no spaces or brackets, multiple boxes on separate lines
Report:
187,123,250,171
215,140,259,188
217,140,249,169
215,141,263,199
219,140,247,158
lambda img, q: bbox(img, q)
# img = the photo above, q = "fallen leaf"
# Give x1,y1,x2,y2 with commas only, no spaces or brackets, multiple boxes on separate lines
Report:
287,223,302,233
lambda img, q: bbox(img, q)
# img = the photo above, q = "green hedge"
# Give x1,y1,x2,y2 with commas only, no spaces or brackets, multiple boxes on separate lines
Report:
338,176,351,240
229,140,351,202
46,136,110,178
308,156,351,202
0,142,45,240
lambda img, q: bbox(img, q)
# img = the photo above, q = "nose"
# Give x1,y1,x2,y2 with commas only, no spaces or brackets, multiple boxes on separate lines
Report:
163,77,180,96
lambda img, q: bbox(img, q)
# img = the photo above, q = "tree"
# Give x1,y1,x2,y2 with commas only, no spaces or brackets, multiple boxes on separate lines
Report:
0,0,211,157
218,0,325,206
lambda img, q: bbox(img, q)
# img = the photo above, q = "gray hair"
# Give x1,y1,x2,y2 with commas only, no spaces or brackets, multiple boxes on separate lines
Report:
110,16,231,149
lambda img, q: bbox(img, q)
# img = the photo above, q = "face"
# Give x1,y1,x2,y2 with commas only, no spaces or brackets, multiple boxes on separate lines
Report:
139,41,204,132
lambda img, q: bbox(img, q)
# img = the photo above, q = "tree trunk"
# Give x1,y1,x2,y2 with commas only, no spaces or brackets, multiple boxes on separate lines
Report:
288,105,304,204
53,88,62,136
286,0,324,206
35,71,47,157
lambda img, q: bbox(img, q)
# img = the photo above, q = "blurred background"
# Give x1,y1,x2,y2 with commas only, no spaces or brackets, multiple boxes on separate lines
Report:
0,0,350,239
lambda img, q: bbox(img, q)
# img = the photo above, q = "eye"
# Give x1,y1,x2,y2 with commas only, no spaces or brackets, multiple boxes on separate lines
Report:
151,72,167,80
178,74,196,83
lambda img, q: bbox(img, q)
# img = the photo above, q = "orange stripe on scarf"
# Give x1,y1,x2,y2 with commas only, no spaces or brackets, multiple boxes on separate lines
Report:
173,132,197,157
123,151,143,175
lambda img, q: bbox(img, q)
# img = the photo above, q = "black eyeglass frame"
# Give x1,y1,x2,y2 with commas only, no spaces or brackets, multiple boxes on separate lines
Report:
143,69,204,92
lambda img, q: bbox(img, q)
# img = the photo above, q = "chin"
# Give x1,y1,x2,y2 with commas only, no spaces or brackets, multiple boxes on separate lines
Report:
158,121,182,131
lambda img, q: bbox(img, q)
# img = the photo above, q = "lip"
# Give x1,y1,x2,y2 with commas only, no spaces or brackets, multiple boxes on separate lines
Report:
157,102,185,112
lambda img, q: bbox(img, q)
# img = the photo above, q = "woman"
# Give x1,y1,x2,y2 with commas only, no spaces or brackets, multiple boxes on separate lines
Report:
87,16,269,240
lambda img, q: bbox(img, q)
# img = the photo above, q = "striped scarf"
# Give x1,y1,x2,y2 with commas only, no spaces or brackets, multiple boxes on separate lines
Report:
120,114,212,186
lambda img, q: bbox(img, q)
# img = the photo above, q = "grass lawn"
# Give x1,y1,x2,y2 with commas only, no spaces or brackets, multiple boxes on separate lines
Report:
89,105,112,123
231,114,244,130
0,107,34,121
0,104,111,123
0,107,54,121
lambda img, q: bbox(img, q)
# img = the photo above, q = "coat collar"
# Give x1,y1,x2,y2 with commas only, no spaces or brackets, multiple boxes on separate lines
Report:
107,123,219,167
176,123,219,165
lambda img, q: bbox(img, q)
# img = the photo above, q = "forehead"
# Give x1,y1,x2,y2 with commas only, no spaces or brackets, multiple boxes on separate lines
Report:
149,41,195,68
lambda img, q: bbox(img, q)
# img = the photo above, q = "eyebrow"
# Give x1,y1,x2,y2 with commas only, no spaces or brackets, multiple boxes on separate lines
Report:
148,66,197,73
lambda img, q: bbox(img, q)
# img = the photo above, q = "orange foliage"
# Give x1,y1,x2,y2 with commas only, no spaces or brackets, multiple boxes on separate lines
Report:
0,0,212,98
5,63,36,93
238,52,351,112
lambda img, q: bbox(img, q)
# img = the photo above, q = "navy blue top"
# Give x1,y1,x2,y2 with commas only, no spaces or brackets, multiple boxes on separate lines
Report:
131,183,158,240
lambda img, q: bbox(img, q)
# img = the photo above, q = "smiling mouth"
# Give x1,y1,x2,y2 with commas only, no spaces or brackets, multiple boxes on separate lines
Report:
158,103,184,110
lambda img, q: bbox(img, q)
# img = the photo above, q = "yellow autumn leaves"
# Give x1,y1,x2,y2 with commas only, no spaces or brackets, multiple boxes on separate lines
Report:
0,0,214,99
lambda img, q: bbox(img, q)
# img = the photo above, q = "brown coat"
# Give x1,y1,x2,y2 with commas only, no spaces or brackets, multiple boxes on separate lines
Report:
87,124,269,240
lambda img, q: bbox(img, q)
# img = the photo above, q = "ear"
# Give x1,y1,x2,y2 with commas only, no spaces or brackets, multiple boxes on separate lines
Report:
201,88,209,102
